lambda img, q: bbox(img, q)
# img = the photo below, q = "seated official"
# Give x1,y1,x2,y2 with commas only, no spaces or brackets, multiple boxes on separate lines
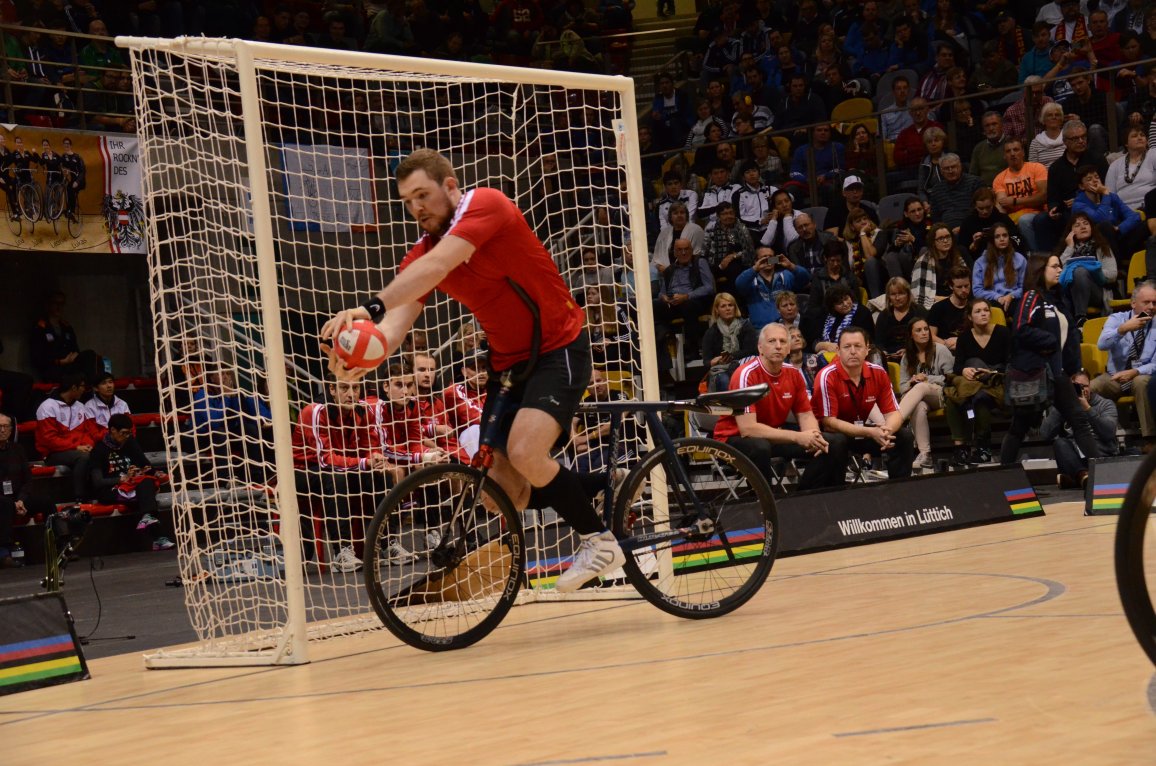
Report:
1092,282,1156,450
812,326,915,479
712,324,848,491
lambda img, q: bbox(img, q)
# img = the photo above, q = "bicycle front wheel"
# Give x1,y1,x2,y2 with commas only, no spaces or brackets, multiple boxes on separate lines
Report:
1115,449,1156,666
17,184,39,223
364,464,525,651
613,437,777,619
67,208,82,238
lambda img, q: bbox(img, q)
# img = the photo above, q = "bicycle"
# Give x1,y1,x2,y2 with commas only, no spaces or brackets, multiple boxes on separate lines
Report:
363,376,777,651
1114,450,1156,666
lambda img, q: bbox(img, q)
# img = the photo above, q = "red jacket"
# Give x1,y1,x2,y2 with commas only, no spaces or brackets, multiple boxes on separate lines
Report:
366,400,427,464
893,119,943,169
35,395,99,457
291,403,378,470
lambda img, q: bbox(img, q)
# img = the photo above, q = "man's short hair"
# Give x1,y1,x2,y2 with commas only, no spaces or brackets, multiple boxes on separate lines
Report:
949,266,971,283
59,372,85,391
940,152,961,166
711,162,730,173
1032,21,1052,35
1062,119,1087,139
91,370,114,386
892,74,909,88
739,159,760,174
716,201,735,213
107,413,133,432
395,148,455,185
775,290,797,307
981,110,1003,123
663,170,682,183
837,326,869,346
1004,137,1024,151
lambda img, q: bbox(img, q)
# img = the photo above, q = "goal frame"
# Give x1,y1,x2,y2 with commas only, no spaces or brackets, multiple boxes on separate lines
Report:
117,36,657,667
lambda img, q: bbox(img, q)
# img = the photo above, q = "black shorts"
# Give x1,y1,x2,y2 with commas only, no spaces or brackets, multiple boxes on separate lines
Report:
479,330,592,451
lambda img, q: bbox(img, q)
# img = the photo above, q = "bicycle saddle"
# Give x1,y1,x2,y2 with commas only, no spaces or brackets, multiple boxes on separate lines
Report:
694,384,769,414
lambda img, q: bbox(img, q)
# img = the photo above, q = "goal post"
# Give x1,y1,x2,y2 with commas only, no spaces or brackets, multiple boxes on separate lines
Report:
119,36,656,667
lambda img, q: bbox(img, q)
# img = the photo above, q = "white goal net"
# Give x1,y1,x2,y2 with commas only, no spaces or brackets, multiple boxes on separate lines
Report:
120,37,654,666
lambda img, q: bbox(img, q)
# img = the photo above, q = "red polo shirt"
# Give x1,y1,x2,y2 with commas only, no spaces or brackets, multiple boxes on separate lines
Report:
811,358,898,423
712,357,811,441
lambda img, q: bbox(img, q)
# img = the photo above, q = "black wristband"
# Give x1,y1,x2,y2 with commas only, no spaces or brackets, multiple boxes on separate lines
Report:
361,296,386,321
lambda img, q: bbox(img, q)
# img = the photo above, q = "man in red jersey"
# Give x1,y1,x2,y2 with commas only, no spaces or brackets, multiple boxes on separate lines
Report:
440,353,488,460
712,324,847,490
811,326,915,480
292,379,397,572
323,149,624,592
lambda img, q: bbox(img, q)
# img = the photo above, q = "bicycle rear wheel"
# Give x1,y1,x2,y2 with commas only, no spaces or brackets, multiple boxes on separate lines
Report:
5,198,20,236
612,437,777,619
1115,449,1156,666
364,464,525,651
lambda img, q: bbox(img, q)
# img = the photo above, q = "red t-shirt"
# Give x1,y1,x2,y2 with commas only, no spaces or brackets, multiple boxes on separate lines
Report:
811,359,898,423
399,188,585,371
712,357,812,441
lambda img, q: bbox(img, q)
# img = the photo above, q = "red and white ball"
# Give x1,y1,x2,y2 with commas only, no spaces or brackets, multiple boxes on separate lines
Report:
335,320,389,369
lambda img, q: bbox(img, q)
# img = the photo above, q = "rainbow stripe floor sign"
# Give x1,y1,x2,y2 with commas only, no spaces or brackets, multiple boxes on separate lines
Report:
0,593,89,696
1084,455,1146,516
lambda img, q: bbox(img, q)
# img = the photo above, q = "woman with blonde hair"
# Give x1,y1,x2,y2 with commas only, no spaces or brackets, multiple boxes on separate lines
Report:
1028,103,1066,168
701,292,758,391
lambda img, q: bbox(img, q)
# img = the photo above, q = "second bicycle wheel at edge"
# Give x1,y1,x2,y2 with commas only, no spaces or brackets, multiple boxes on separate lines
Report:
612,437,777,619
1115,448,1156,667
364,463,526,651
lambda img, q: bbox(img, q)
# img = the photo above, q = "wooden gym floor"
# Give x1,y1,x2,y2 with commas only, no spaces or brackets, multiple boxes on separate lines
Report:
2,498,1154,765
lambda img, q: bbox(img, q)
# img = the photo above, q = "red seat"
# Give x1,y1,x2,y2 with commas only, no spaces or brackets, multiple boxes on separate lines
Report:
73,503,129,518
30,465,56,477
32,382,54,393
131,413,163,427
24,114,52,128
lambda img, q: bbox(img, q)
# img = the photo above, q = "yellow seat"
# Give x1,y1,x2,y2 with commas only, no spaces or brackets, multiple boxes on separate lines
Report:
1082,315,1108,347
831,98,874,125
859,287,868,306
989,305,1006,326
1080,343,1104,379
1109,251,1147,310
887,361,901,395
772,135,791,164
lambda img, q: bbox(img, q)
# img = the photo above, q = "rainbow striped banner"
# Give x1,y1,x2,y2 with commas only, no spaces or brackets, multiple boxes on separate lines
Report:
0,594,89,696
1005,488,1043,515
1089,483,1129,512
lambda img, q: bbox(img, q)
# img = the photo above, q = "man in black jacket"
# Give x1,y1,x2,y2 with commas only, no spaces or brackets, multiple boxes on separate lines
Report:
0,412,53,567
89,413,172,550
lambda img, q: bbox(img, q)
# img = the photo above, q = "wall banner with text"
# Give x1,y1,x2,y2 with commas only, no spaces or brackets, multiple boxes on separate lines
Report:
0,126,144,254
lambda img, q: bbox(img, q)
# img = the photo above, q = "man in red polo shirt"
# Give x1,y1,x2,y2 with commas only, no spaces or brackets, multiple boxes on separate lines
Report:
713,324,848,490
812,326,915,479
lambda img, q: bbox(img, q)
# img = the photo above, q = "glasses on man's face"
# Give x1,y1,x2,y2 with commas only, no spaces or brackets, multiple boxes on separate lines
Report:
1066,133,1088,142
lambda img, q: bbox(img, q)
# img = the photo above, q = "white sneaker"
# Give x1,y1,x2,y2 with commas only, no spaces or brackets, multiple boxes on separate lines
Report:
386,538,415,564
425,528,442,550
554,531,626,593
332,545,362,573
912,453,934,471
